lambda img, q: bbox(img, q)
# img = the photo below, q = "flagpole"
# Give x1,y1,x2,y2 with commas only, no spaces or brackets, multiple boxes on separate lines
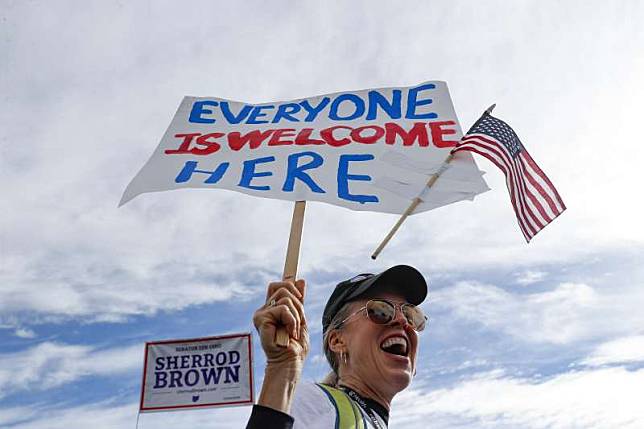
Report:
370,104,496,260
276,200,306,347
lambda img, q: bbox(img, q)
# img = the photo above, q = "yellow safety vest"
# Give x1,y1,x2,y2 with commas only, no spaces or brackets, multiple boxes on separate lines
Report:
316,383,367,429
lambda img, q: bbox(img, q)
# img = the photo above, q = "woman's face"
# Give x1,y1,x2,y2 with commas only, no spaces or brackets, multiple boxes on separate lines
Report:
339,291,420,396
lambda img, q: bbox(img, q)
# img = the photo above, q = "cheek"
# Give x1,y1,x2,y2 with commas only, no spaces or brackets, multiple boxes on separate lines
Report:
346,322,380,355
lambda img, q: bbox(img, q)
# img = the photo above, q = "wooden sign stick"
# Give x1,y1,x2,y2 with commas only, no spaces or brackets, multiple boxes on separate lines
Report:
371,153,455,260
276,200,306,347
370,104,496,260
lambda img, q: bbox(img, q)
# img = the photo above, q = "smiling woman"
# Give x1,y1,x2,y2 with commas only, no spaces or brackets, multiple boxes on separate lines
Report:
246,265,428,429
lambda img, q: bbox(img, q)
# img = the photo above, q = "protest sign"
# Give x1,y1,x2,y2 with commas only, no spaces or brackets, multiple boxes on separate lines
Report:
120,81,488,214
139,333,253,412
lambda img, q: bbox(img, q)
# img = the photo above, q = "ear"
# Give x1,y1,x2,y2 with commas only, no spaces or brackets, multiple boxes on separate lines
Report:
327,329,346,353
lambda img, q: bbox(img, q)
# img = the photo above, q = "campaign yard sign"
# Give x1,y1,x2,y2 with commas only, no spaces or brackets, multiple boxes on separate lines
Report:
121,81,489,214
140,333,253,412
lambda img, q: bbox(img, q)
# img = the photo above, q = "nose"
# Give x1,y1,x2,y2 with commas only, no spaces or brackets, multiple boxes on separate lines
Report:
390,305,410,328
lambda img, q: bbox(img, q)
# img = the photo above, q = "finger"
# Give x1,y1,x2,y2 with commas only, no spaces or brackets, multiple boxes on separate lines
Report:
267,289,305,330
276,296,301,338
294,279,306,301
295,279,307,327
266,281,302,302
266,292,301,338
269,304,298,339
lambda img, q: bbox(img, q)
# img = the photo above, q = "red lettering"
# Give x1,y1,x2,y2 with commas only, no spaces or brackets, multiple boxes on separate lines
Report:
384,122,429,146
429,120,458,148
320,126,352,147
228,130,274,151
350,125,384,144
295,128,325,145
165,133,201,154
267,129,297,146
191,133,223,155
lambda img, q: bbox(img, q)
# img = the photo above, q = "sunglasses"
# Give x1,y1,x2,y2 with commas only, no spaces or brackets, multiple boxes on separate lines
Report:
335,299,428,332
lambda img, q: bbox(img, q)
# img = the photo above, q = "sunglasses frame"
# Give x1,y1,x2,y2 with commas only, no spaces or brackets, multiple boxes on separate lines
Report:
334,298,428,332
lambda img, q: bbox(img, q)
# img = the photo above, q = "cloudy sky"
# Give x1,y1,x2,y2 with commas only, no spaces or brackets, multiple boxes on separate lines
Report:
2,1,643,428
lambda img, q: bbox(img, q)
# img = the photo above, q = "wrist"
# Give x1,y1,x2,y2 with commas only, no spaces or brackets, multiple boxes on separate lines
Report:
265,358,305,374
258,363,302,414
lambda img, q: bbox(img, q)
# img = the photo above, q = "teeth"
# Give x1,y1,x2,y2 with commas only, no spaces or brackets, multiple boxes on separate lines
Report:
381,336,408,352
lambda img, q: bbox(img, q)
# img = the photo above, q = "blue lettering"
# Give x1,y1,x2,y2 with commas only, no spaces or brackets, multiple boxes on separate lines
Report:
367,90,402,120
201,367,224,385
189,101,218,124
219,101,253,124
247,105,275,124
184,369,200,387
238,156,275,191
406,83,437,119
228,351,240,365
224,365,240,383
272,103,302,123
282,152,325,193
299,97,330,122
166,356,179,370
175,161,230,184
169,370,183,388
155,357,165,371
153,371,167,388
329,93,365,121
337,154,379,204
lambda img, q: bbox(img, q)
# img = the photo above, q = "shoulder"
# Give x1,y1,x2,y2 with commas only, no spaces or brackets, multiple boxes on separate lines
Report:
291,381,337,429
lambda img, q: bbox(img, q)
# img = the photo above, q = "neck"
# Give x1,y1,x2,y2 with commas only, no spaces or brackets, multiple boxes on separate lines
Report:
338,374,392,411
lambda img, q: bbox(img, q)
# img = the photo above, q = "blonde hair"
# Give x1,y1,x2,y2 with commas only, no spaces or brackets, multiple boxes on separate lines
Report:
320,302,356,387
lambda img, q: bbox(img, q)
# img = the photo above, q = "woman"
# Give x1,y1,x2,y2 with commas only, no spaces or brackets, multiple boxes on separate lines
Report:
246,265,428,429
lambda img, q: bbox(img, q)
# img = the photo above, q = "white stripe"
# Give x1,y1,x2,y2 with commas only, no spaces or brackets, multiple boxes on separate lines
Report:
457,139,532,239
511,156,550,228
516,157,559,220
461,136,541,237
521,156,565,214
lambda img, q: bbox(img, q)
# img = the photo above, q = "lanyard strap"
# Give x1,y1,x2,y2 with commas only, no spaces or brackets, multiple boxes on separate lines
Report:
340,387,386,429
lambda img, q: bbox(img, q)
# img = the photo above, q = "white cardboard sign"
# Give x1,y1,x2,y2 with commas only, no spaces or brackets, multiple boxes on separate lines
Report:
121,81,488,214
139,333,253,412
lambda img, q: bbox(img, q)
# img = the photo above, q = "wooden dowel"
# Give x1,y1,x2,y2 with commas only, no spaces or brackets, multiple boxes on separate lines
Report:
276,200,306,347
371,154,454,260
371,104,495,260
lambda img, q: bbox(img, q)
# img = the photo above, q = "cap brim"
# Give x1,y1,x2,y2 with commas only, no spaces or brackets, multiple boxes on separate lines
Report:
345,265,427,305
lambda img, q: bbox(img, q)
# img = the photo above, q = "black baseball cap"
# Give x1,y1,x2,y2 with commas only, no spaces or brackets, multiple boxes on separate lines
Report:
322,265,428,333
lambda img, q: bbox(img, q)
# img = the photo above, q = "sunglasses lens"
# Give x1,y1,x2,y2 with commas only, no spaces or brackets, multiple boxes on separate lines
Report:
366,300,395,325
402,305,426,331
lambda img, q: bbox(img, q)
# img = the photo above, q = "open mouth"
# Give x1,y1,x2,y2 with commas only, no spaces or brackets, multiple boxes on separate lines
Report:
380,336,408,357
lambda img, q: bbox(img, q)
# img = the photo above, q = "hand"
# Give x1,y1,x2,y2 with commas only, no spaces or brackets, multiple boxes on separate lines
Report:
253,279,309,369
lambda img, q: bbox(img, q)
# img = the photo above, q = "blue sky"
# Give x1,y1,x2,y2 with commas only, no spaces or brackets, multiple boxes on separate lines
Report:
2,1,644,428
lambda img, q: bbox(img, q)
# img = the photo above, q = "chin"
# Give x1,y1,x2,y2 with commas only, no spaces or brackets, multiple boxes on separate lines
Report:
385,368,413,392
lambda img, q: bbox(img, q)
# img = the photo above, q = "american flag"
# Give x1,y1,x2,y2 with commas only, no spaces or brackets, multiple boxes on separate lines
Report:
452,110,566,241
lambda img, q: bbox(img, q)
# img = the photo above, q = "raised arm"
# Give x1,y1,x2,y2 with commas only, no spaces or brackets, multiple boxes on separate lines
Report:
246,279,309,428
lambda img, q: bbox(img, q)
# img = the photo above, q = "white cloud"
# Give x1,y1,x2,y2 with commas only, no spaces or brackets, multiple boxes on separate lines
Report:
434,279,644,345
0,400,251,429
0,342,141,398
580,335,644,367
392,367,644,429
1,0,644,330
1,2,644,427
13,327,36,339
515,270,547,285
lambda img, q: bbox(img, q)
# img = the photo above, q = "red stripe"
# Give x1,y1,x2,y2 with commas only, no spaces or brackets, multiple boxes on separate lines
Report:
517,154,561,216
458,136,540,238
511,156,551,225
454,143,532,240
455,138,534,237
466,135,546,233
521,150,566,210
